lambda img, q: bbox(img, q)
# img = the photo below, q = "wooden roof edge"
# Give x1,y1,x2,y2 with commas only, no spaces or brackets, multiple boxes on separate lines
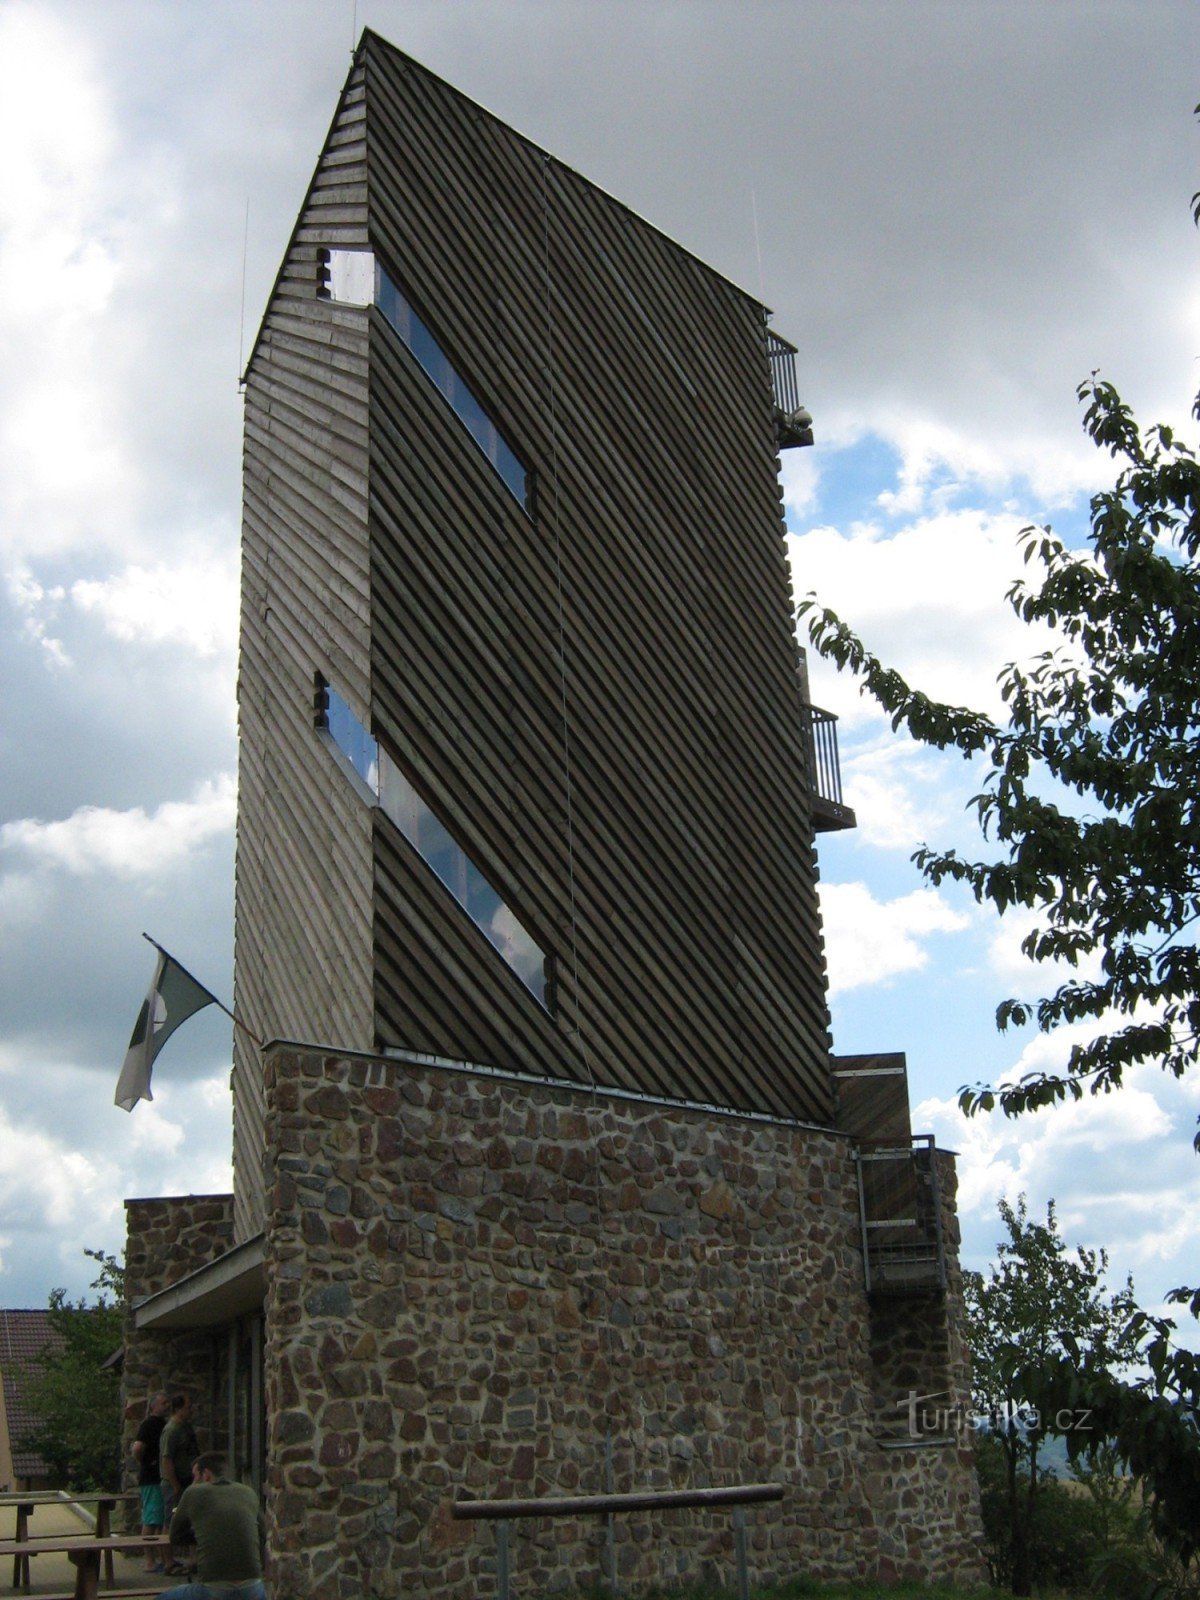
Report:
355,26,776,321
242,42,369,386
246,26,780,391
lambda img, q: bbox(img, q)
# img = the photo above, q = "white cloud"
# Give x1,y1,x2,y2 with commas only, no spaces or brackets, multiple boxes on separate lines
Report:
122,1099,186,1159
0,774,235,879
820,880,970,997
875,415,1099,520
839,737,962,852
0,1098,123,1233
918,1050,1200,1336
0,6,130,561
779,449,820,522
0,1066,233,1300
790,506,1062,729
71,551,239,658
986,904,1105,990
121,1070,235,1197
0,869,43,935
6,565,71,668
0,3,185,569
917,1038,1181,1220
0,8,115,292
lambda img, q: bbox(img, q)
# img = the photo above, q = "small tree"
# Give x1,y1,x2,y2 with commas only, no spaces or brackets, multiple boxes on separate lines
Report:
966,1195,1136,1595
20,1249,125,1490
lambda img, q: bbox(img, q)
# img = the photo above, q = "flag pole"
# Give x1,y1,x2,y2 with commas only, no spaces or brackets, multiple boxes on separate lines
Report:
141,933,265,1049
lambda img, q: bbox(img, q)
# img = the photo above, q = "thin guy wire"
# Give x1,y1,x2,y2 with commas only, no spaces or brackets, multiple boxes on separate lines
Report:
237,198,250,391
539,158,618,1393
538,155,592,1090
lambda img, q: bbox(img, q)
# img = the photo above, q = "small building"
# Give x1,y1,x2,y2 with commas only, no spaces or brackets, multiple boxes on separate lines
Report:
123,29,983,1596
0,1309,64,1492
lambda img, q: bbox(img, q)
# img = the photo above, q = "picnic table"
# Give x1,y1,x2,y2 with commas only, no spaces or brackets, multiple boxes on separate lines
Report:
0,1494,141,1588
0,1531,167,1600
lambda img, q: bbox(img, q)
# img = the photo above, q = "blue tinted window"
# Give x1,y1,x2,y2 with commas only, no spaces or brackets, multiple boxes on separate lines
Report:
319,681,379,795
376,266,530,511
378,752,548,1006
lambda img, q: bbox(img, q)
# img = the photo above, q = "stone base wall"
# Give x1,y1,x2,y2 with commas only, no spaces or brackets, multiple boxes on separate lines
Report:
871,1440,982,1583
869,1296,951,1435
122,1194,237,1512
866,1155,980,1581
261,1047,983,1597
868,1153,974,1431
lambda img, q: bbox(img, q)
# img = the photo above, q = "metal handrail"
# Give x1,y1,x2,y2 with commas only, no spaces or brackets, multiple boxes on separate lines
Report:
855,1135,946,1296
452,1482,783,1519
452,1481,784,1600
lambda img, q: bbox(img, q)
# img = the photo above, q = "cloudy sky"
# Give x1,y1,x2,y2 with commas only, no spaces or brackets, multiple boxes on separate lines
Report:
2,0,1198,1340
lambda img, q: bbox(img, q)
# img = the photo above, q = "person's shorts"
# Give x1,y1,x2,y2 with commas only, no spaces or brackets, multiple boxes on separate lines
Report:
140,1483,165,1528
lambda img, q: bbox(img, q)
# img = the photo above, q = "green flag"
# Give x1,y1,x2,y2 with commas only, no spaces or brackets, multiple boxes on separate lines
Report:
114,947,216,1112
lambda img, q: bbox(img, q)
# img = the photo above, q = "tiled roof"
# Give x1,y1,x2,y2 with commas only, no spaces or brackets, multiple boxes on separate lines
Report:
0,1309,65,1483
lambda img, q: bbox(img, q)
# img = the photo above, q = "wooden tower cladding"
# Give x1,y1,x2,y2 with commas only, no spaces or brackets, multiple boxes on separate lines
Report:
236,32,834,1235
236,64,375,1238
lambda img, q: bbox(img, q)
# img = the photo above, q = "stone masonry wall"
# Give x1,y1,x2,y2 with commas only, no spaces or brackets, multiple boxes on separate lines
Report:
122,1195,236,1512
262,1047,983,1598
868,1155,981,1581
867,1153,976,1440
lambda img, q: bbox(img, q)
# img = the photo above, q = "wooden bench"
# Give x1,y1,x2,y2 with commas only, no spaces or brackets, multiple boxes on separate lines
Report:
0,1494,140,1588
0,1532,167,1600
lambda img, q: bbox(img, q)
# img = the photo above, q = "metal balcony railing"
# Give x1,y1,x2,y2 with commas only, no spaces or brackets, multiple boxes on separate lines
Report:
855,1136,947,1297
767,328,800,414
803,705,856,832
766,328,812,449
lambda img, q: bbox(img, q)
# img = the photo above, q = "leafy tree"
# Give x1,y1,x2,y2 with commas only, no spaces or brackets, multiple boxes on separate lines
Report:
965,1195,1136,1595
800,369,1200,1144
20,1248,125,1490
798,155,1200,1566
1017,1302,1200,1572
976,1447,1121,1598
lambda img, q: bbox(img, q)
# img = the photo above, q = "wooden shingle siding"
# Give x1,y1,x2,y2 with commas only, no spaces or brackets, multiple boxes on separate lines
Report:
833,1054,915,1145
234,65,374,1240
360,36,835,1124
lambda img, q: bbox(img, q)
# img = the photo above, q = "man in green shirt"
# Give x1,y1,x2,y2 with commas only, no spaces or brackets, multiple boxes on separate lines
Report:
161,1393,200,1526
163,1452,266,1600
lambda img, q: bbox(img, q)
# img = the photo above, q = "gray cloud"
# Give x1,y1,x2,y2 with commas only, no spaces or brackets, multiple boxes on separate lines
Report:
1,0,1196,1308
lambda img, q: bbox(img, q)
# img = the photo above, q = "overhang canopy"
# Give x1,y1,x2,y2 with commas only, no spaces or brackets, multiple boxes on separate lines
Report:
132,1234,265,1330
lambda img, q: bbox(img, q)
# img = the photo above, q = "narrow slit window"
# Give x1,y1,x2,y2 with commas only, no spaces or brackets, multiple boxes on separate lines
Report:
315,676,379,796
375,266,531,510
314,674,549,1006
378,751,549,1007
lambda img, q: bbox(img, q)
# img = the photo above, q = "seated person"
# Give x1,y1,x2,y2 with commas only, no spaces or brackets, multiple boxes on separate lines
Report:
162,1451,266,1600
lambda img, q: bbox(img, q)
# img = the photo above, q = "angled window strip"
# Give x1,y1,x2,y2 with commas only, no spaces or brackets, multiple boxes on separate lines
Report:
315,678,380,802
377,751,549,1008
325,250,529,507
315,673,549,1007
374,265,531,510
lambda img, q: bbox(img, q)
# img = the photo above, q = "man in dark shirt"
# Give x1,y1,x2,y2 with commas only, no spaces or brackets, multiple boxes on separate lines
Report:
131,1390,170,1572
163,1451,266,1600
